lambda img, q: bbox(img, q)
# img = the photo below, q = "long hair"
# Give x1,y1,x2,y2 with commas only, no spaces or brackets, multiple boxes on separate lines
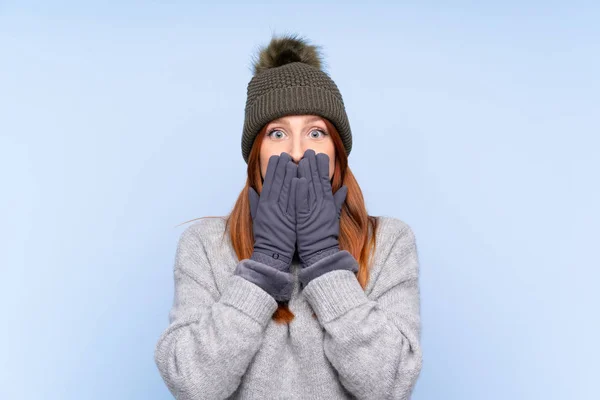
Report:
180,118,379,324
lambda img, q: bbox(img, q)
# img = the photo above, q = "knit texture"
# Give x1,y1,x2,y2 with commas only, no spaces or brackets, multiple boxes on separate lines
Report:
154,216,422,399
241,62,353,163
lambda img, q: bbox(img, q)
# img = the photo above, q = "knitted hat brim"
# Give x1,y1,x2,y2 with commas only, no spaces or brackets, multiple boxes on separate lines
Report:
242,86,353,164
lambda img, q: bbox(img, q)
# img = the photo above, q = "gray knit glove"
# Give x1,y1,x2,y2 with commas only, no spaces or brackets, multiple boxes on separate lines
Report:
234,152,298,302
294,149,358,288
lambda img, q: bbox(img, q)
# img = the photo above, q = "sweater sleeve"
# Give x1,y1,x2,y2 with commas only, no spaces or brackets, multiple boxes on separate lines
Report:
301,224,422,400
154,222,278,400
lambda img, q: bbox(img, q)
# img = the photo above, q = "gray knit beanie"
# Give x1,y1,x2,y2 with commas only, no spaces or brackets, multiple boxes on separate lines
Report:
241,33,353,164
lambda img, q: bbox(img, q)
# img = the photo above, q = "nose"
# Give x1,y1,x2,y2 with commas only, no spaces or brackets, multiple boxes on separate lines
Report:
290,144,304,164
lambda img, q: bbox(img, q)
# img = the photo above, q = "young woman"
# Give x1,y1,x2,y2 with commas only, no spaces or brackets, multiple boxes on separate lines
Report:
154,33,423,399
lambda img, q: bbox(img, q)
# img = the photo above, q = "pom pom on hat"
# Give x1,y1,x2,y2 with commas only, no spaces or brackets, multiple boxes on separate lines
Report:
251,33,323,74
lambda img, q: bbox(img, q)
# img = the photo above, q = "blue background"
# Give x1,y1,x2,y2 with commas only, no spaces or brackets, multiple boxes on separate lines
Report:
2,1,598,399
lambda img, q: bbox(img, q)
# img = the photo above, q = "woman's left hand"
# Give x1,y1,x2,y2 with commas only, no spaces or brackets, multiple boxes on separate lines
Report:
294,149,348,269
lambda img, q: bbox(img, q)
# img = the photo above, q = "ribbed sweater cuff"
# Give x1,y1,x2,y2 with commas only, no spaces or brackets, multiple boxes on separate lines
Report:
220,274,278,328
302,268,369,324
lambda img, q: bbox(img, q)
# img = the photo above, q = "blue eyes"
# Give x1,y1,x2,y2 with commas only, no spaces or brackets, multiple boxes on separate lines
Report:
267,129,328,139
267,130,285,139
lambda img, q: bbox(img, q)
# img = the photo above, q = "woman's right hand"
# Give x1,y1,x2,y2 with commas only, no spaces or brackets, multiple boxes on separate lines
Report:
248,152,298,272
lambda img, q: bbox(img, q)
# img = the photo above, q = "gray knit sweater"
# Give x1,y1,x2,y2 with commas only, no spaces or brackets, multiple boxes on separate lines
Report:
154,215,422,399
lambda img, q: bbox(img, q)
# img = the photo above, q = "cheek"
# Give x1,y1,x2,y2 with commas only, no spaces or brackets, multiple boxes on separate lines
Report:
260,156,267,179
259,144,271,179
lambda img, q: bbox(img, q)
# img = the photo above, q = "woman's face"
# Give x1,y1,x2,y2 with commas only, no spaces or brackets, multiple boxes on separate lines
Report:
260,114,335,181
